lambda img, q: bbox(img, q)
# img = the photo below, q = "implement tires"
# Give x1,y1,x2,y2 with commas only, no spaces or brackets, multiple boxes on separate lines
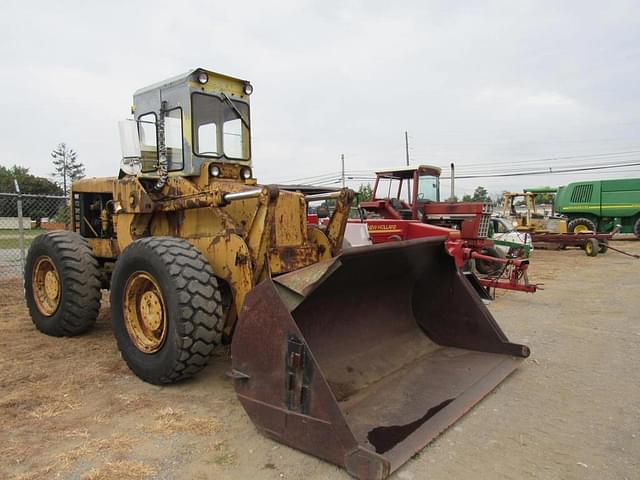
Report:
634,217,640,239
584,238,599,257
568,217,597,233
110,237,224,384
599,241,609,254
475,247,504,275
24,231,101,336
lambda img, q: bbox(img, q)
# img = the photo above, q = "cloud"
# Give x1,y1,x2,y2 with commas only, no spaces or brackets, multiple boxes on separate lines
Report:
475,87,579,108
1,0,640,196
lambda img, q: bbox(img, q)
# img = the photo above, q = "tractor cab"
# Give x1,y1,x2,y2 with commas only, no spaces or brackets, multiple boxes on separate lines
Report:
119,67,254,182
361,165,441,219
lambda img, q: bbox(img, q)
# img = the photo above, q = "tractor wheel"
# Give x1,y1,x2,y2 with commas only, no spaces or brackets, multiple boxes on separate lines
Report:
568,217,597,233
584,238,599,257
598,241,609,254
110,237,224,384
24,231,101,336
475,247,504,275
634,217,640,239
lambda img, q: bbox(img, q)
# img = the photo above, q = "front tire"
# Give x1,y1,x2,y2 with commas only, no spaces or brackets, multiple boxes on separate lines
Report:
24,231,101,336
110,237,224,384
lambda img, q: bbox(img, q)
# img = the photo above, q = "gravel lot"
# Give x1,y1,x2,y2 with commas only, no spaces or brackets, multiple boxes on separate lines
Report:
1,239,639,480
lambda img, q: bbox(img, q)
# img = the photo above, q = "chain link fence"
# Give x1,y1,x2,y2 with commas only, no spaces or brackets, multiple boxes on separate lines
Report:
0,191,68,279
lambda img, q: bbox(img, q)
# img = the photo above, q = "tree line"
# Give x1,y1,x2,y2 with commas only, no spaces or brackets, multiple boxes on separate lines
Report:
0,143,84,221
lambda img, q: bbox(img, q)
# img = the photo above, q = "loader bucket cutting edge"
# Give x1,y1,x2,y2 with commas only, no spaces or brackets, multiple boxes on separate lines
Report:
231,237,529,480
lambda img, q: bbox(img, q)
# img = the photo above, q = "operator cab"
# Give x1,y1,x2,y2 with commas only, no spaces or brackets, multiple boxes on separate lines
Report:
371,165,441,219
119,67,253,181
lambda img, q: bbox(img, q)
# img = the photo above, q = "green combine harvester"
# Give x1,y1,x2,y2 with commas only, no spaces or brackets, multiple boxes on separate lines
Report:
554,178,640,237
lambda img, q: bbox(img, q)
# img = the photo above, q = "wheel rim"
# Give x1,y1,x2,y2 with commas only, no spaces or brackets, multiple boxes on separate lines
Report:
123,272,167,353
574,224,589,233
32,256,61,316
585,242,593,254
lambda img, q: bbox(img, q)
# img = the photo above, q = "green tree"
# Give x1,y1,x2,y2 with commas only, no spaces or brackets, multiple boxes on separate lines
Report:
356,183,373,205
462,194,473,202
472,186,490,202
51,143,85,196
0,165,62,195
0,165,65,219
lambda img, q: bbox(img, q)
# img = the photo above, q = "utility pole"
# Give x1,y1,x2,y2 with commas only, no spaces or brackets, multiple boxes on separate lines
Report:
341,153,345,188
404,131,410,166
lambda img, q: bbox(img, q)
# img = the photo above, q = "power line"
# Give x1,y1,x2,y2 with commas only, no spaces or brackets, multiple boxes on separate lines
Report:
439,161,640,180
449,150,640,168
445,156,640,176
276,149,640,185
278,161,640,186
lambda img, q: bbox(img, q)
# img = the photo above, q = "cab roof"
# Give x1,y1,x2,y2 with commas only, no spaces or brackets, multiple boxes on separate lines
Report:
133,67,249,97
375,165,442,179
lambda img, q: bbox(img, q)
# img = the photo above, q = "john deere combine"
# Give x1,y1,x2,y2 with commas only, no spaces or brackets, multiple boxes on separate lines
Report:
24,68,529,479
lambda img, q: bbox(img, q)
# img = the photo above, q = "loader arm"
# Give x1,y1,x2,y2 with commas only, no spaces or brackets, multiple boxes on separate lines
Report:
319,188,355,256
246,186,280,283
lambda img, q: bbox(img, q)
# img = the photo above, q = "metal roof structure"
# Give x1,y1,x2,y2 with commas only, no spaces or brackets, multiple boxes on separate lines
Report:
374,165,442,179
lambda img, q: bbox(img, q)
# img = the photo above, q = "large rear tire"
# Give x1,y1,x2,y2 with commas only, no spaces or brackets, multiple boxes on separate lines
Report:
24,231,101,336
110,237,224,384
568,217,597,233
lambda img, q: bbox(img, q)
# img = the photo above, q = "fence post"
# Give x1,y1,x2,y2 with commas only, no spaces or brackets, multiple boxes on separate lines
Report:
14,179,25,276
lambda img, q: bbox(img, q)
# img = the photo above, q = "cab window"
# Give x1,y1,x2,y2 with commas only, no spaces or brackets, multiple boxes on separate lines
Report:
192,92,250,160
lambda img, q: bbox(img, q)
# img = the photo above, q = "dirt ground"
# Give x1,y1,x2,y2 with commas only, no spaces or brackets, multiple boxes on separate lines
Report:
1,239,639,480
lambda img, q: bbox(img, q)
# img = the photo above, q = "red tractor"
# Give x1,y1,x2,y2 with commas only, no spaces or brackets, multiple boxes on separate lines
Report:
359,165,491,249
356,165,536,294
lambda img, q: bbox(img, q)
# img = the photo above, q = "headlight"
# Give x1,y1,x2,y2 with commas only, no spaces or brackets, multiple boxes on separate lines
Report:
240,167,252,180
243,82,253,95
512,220,519,227
209,164,221,177
197,72,209,84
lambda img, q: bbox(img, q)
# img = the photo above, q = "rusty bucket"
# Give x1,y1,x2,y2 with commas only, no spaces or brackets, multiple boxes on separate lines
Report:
231,237,529,480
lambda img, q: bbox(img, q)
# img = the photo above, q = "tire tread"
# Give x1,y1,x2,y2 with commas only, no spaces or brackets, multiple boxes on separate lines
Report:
25,231,101,336
113,237,224,384
567,217,597,233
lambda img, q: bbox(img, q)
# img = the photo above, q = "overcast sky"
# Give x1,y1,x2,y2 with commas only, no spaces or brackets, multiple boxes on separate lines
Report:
2,0,640,197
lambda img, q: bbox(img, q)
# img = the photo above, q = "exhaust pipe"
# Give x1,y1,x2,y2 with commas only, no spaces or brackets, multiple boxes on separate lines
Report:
450,162,455,202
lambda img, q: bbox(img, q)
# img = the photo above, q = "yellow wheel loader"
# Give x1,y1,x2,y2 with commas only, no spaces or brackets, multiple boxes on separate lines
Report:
24,68,529,480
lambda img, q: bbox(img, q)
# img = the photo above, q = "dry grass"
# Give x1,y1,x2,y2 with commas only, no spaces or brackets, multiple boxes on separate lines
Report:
6,433,138,480
0,280,225,478
145,406,223,436
206,441,239,467
56,433,136,465
81,460,158,480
